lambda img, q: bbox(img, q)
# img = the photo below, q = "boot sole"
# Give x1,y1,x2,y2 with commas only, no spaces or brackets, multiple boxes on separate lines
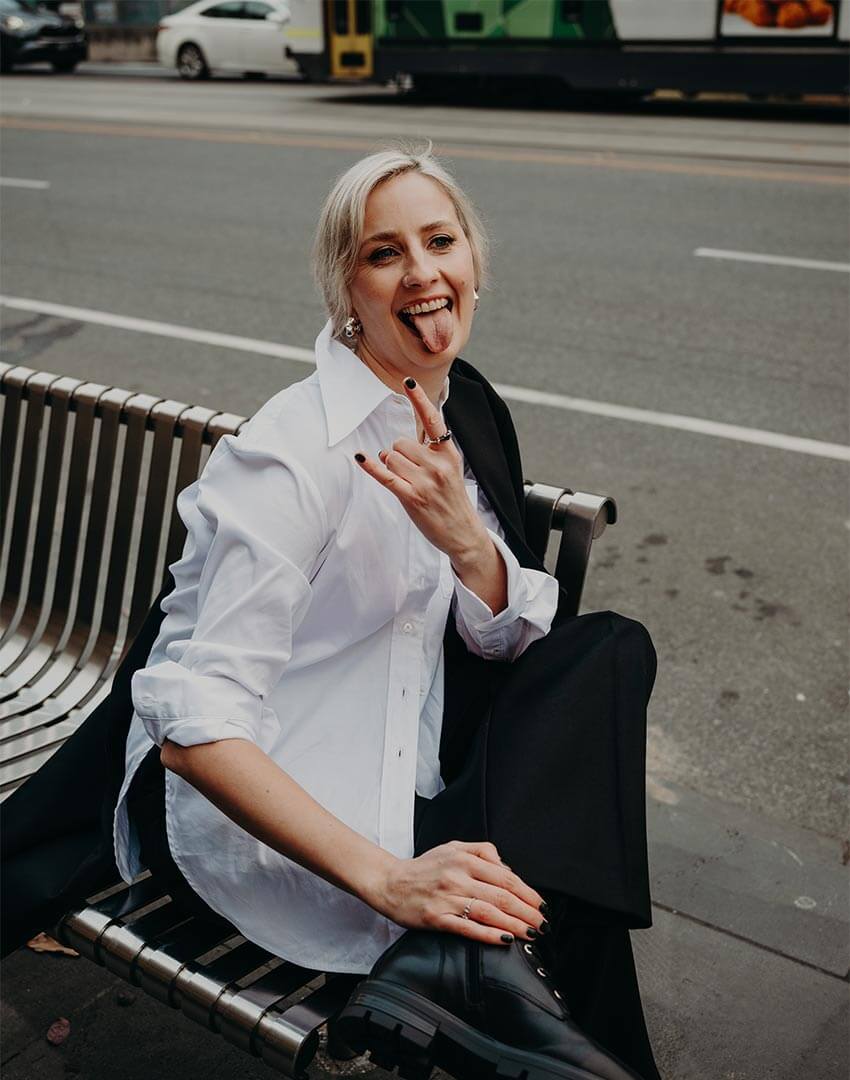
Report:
336,979,609,1080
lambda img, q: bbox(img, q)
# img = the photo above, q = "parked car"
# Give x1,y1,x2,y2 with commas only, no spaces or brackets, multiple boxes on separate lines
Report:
0,0,86,73
157,0,295,81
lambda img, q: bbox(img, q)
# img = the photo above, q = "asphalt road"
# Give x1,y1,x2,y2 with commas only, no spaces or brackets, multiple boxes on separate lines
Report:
1,73,848,846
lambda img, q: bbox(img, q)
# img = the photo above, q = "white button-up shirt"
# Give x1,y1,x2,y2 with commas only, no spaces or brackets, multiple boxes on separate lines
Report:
113,320,558,974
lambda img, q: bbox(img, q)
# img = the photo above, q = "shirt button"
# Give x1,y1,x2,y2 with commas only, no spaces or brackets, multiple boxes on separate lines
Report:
402,621,414,634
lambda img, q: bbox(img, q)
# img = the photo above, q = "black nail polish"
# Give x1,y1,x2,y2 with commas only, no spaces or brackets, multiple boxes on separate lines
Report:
540,920,551,935
539,901,550,917
526,928,539,940
404,377,416,389
354,452,365,463
500,933,514,944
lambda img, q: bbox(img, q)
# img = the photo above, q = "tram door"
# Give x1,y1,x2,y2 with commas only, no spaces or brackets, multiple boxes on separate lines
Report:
326,0,374,79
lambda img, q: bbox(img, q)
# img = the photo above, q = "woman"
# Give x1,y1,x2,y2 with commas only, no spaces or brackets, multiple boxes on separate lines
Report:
115,146,661,1080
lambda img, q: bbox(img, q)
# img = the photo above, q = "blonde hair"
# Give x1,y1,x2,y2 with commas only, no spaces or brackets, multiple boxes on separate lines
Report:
312,142,490,339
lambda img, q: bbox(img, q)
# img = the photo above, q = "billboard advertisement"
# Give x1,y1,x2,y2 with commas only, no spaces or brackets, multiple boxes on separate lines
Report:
719,0,837,36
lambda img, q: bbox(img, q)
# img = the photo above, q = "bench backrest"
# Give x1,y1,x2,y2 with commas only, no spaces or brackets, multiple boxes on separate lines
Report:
0,362,615,801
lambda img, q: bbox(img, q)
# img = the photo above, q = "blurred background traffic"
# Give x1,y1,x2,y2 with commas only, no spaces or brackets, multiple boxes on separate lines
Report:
1,2,848,1078
2,0,850,88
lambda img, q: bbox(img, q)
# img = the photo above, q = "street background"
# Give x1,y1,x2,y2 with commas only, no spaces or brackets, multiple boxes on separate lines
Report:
1,62,848,1079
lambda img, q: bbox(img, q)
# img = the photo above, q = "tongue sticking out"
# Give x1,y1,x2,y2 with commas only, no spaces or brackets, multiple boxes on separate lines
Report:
411,306,453,354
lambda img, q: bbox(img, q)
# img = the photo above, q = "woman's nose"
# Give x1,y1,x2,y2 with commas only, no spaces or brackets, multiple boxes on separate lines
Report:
402,249,439,288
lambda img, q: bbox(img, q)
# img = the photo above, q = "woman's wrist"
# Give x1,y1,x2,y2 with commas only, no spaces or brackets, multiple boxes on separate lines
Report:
449,525,493,577
350,844,402,913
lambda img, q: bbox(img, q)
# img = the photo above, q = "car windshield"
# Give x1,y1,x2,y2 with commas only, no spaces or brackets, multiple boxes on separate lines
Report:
0,0,45,13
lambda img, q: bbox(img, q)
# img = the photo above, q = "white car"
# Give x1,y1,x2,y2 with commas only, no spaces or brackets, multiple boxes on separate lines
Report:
157,0,295,80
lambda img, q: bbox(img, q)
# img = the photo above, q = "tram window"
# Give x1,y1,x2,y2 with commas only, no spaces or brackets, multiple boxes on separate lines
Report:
355,0,372,33
332,0,348,34
386,0,402,21
559,1,583,22
455,12,483,32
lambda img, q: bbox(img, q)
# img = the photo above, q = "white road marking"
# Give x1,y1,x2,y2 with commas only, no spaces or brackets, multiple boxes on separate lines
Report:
0,294,314,364
1,293,848,463
0,176,50,190
694,247,850,274
492,383,850,463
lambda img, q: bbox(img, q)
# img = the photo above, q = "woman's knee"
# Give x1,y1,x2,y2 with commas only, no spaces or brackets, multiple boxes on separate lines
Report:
555,610,655,664
606,611,655,658
562,610,656,694
603,612,657,699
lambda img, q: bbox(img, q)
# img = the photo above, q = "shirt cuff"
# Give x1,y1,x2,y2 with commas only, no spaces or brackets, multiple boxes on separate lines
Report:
452,529,527,632
132,662,263,748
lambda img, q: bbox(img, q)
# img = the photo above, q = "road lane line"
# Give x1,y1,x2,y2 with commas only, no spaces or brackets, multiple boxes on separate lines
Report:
1,294,848,463
1,117,847,187
0,176,50,189
491,383,850,463
695,248,850,273
0,294,314,364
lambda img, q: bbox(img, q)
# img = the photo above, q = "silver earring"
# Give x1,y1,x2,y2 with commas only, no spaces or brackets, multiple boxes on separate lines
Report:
473,289,480,312
344,315,362,339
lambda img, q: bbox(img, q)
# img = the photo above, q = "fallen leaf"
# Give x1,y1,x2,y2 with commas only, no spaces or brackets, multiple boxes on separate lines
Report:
27,933,79,958
46,1017,71,1045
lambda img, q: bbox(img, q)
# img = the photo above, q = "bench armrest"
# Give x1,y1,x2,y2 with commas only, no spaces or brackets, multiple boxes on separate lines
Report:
523,483,618,617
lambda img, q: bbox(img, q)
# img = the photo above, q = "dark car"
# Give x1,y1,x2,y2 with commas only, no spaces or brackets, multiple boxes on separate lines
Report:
0,0,87,73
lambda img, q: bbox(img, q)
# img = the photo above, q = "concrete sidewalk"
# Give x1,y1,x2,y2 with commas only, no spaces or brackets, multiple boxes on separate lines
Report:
2,782,847,1079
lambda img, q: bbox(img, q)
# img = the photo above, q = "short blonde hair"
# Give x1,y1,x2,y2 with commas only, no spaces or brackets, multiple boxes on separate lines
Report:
312,142,490,340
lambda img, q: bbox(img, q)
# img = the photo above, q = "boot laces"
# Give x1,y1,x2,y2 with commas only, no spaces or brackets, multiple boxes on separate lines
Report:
522,940,565,1006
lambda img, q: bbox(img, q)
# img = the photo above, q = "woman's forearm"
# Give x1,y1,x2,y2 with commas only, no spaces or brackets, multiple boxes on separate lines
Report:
159,737,398,907
450,533,508,615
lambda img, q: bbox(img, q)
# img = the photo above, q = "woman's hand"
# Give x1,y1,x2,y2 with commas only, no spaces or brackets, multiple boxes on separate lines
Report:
354,377,490,567
369,839,549,946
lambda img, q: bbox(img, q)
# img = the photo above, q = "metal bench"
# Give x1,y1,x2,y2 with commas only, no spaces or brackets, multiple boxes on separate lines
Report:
0,361,616,1077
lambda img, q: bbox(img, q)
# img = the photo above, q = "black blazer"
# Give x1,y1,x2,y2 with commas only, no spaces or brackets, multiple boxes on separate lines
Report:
440,358,570,784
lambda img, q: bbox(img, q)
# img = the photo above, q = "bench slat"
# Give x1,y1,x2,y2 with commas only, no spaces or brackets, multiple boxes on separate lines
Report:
217,963,322,1053
26,377,83,613
127,399,188,636
50,381,109,624
1,370,61,654
201,938,276,986
136,919,242,1006
164,404,219,569
259,977,357,1076
0,362,29,532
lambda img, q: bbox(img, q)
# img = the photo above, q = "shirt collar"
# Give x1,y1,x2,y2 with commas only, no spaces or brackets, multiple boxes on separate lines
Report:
315,319,450,447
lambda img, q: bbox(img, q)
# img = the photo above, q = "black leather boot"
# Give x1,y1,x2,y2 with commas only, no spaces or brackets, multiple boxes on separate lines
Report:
336,929,645,1080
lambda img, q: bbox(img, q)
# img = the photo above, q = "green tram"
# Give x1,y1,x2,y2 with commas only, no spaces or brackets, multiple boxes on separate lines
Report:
286,0,850,95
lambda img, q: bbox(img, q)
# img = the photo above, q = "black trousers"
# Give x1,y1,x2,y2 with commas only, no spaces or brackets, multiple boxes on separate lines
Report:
129,609,661,1080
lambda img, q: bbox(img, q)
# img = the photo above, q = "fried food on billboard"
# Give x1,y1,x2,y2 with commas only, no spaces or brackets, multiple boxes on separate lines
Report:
721,0,834,33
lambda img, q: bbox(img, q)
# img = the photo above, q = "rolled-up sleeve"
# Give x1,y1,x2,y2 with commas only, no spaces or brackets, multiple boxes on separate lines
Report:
452,529,558,662
132,435,329,749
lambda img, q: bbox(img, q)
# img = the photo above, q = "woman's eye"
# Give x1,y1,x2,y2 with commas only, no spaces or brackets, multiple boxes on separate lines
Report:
368,236,454,263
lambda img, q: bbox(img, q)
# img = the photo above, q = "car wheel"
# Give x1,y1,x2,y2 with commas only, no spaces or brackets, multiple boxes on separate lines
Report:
177,43,208,80
51,59,78,74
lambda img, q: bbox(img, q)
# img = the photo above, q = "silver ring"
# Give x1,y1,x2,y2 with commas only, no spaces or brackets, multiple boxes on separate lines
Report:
425,428,453,446
461,898,474,920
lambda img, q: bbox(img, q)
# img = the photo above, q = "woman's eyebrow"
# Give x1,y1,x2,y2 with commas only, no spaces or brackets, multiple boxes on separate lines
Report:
361,220,456,246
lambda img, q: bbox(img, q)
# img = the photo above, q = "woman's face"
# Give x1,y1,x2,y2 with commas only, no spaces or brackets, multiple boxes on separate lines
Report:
348,171,477,388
